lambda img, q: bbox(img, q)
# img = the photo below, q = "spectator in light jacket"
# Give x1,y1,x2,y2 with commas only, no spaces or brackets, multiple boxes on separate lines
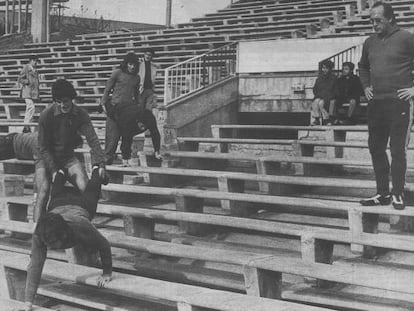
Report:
18,55,40,133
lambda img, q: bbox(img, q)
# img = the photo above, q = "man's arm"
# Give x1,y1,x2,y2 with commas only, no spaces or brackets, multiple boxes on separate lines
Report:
25,234,47,307
38,110,58,173
78,111,106,168
101,70,118,107
358,40,371,90
72,218,113,280
18,65,29,86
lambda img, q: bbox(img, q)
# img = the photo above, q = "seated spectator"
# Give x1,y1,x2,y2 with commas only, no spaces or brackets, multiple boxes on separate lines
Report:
334,62,364,125
311,60,337,126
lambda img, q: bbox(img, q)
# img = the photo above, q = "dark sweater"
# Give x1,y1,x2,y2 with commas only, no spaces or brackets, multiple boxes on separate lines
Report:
38,104,105,172
313,72,337,103
101,68,140,109
335,74,364,104
359,26,414,100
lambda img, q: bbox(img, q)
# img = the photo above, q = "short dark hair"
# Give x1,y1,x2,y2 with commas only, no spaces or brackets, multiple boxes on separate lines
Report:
143,48,155,56
320,59,334,70
120,52,139,73
51,79,77,100
35,213,71,245
372,1,396,24
29,55,39,61
342,61,355,72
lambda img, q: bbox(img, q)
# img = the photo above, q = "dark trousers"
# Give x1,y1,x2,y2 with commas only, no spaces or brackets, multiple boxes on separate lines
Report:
48,169,102,220
120,109,161,159
105,116,121,165
368,98,413,195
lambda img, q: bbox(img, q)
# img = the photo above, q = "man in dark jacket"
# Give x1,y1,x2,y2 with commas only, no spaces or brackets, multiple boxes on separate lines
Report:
38,79,107,192
334,62,364,125
359,2,414,210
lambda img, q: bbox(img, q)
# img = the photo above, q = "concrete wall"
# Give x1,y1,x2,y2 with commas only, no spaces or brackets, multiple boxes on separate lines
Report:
165,76,239,138
239,72,317,113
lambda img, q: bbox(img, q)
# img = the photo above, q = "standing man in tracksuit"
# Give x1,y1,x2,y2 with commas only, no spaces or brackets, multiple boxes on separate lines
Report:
359,1,414,210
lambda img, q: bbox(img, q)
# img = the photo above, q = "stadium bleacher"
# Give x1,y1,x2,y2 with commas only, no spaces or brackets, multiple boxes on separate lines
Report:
2,0,414,310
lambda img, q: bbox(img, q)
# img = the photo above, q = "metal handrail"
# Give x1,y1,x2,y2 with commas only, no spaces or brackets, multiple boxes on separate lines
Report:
164,42,238,105
319,44,363,73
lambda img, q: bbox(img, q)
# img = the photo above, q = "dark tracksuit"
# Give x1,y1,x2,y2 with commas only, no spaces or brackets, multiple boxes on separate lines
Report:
359,26,414,196
115,105,161,160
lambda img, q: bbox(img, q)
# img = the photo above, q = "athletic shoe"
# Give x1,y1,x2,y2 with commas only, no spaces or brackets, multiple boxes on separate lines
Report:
322,119,332,126
392,194,405,210
311,118,320,126
359,193,391,206
92,165,110,185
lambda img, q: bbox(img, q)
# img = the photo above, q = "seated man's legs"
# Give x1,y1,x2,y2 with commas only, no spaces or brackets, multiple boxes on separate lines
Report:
311,98,322,124
347,98,359,120
66,157,88,192
328,99,337,122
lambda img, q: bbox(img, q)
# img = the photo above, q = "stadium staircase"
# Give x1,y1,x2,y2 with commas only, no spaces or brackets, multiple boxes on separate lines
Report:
2,0,414,310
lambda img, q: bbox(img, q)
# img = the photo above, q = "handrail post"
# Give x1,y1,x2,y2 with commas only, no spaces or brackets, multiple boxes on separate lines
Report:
164,67,170,106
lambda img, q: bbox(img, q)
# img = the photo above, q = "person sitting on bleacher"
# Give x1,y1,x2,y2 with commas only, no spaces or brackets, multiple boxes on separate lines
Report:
115,105,162,166
22,167,111,311
311,60,337,126
0,132,81,222
38,79,107,192
102,52,141,165
333,62,364,125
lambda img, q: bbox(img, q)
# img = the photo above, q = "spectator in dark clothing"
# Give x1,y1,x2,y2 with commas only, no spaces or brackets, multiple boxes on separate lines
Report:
334,62,364,125
311,60,337,125
138,48,158,111
102,52,141,165
359,2,414,210
38,79,107,193
116,105,162,166
23,167,111,311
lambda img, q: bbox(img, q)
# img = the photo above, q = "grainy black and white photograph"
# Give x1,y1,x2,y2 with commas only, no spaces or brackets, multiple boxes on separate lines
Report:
0,0,414,310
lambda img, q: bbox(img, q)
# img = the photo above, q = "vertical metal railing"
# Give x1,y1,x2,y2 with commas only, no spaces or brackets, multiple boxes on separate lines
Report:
164,42,238,105
319,44,363,74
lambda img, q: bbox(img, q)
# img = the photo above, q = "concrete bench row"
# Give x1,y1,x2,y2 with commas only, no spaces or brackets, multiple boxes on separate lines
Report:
0,250,332,311
1,198,414,310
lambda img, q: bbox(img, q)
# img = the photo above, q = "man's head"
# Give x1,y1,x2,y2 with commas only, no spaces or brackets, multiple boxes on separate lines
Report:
35,213,71,249
122,52,139,74
342,62,355,76
28,55,39,67
51,79,77,114
143,48,154,62
370,2,396,36
320,60,334,75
